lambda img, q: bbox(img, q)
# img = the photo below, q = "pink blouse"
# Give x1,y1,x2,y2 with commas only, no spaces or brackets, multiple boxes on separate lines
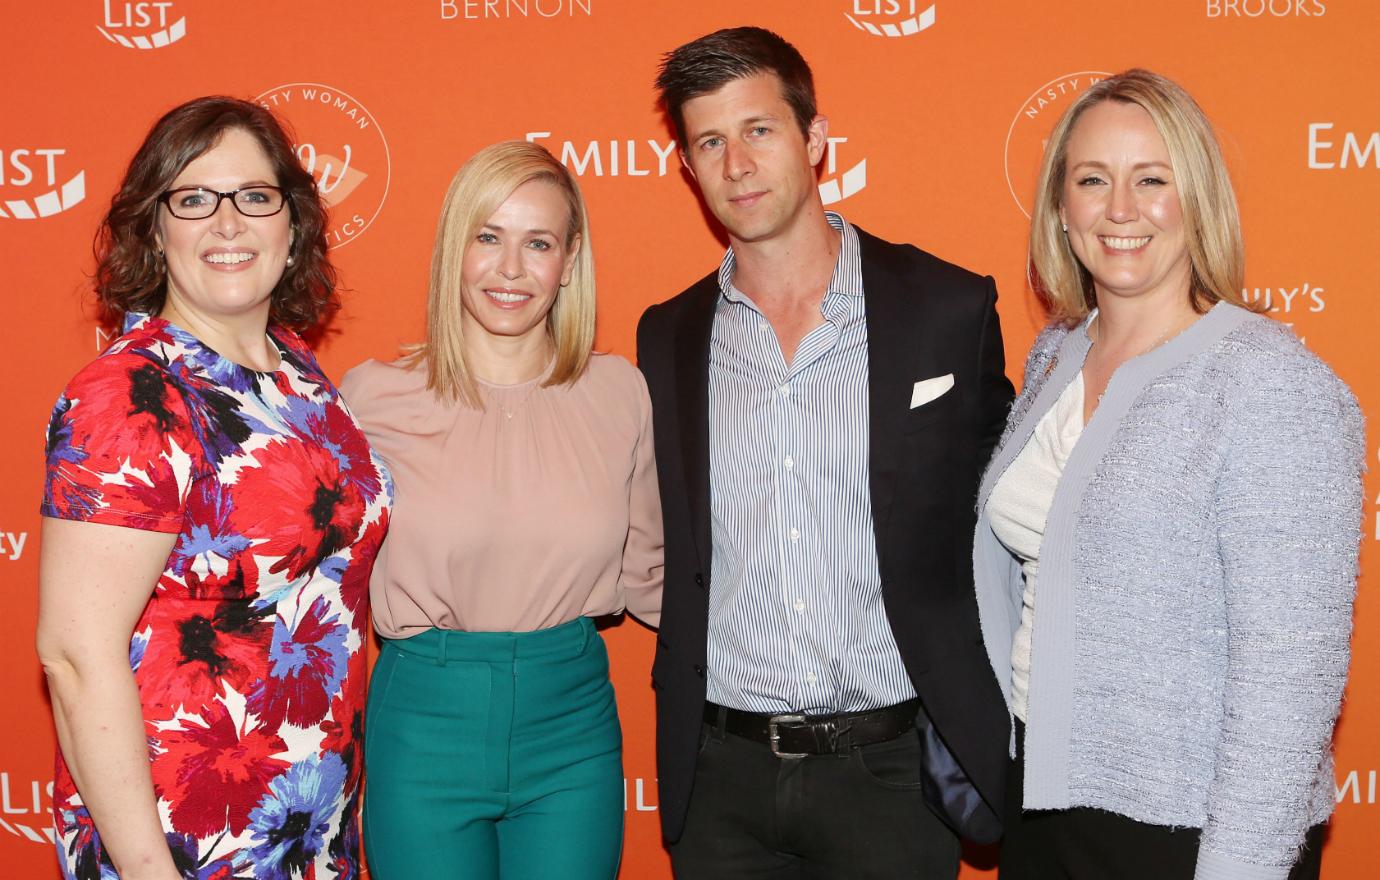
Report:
340,353,663,636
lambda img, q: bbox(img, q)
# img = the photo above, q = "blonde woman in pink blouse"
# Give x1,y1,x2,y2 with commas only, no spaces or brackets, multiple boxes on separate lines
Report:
340,141,663,880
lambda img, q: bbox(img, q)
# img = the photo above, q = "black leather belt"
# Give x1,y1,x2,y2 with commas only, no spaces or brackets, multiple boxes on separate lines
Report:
704,699,920,758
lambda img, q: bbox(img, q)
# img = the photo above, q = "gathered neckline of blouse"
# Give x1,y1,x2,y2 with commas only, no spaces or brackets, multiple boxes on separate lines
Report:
473,355,557,392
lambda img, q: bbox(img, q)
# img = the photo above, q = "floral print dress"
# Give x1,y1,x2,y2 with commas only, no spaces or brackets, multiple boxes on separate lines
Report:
41,314,391,880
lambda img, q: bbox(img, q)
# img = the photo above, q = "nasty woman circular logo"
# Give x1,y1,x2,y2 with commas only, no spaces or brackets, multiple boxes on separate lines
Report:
1003,71,1111,219
254,83,390,249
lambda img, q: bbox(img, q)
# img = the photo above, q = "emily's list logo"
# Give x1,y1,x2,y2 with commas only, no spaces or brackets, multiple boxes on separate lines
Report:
525,132,867,205
0,773,54,846
0,149,85,220
845,1,936,37
1337,768,1377,804
818,138,866,205
623,777,657,812
255,83,391,249
1373,446,1380,542
1307,124,1378,169
1003,71,1111,218
97,1,187,50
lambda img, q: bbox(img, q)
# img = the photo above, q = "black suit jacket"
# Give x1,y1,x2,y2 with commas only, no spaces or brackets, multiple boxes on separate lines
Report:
636,226,1015,843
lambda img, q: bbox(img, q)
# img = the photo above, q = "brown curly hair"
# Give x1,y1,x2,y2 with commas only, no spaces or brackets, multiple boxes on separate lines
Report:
94,96,337,331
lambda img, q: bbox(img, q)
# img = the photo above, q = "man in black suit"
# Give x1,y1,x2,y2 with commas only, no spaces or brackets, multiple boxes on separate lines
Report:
637,26,1013,879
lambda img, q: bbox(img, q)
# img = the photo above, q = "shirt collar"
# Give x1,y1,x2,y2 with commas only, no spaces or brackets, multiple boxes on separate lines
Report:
716,212,864,303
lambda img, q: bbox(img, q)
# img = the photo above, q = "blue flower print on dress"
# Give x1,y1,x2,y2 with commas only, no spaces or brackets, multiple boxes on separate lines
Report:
247,752,347,879
248,595,350,730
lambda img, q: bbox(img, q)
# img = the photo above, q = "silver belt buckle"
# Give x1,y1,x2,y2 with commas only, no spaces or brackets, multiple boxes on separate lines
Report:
768,713,808,758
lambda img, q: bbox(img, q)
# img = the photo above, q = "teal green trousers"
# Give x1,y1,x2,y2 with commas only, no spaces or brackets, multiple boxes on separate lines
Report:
363,617,624,879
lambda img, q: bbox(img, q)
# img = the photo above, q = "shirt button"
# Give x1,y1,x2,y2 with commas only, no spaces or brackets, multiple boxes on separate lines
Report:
783,455,794,471
789,527,800,542
793,598,806,613
759,322,770,332
779,384,791,398
806,672,818,685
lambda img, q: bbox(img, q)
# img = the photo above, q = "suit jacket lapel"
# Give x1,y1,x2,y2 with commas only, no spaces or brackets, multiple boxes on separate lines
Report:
859,233,910,569
675,279,718,574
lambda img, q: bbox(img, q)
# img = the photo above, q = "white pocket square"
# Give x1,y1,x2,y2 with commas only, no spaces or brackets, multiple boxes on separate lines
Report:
910,374,954,409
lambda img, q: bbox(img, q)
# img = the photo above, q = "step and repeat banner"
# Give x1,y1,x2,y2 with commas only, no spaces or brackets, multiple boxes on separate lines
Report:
2,1,1377,877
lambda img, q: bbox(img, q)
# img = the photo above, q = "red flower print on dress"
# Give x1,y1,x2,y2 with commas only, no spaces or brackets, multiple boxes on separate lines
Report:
338,515,388,621
136,560,274,715
230,437,366,581
319,691,365,792
44,352,195,524
153,702,290,838
80,355,186,460
43,315,391,878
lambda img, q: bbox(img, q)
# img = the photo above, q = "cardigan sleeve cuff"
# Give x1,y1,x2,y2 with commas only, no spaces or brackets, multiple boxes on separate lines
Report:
1194,849,1291,880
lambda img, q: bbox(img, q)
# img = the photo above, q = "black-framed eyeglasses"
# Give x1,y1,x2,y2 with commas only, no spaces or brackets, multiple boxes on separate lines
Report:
159,186,288,220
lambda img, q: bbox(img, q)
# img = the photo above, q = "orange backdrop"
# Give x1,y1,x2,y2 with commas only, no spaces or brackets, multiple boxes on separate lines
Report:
2,1,1377,877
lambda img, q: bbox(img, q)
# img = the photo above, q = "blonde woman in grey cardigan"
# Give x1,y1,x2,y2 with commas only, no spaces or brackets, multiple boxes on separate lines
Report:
975,69,1363,880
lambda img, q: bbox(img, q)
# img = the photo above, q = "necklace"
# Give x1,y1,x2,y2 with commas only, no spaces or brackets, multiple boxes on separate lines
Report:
480,378,541,420
1087,314,1182,357
475,348,554,420
1086,313,1189,406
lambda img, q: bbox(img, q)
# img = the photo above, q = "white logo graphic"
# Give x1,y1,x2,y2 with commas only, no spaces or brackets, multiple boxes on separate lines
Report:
255,84,391,249
1206,0,1325,17
1373,446,1380,542
1337,769,1377,804
1308,124,1379,169
0,774,54,845
0,531,27,561
525,132,867,205
524,133,680,177
845,0,936,37
1241,284,1325,315
819,137,866,205
97,1,187,50
623,777,657,812
1003,71,1111,218
0,149,86,220
441,0,592,19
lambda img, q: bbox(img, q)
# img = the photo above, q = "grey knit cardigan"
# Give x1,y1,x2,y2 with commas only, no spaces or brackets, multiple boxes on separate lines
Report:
972,303,1364,880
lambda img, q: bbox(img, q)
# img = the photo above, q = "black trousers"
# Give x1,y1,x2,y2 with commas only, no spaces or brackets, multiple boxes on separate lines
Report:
669,719,961,879
1000,722,1326,879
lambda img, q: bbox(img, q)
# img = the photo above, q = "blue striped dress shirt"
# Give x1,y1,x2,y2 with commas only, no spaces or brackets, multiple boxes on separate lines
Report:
706,213,917,715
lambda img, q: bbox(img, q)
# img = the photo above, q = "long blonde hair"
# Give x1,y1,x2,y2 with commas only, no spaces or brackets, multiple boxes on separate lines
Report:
413,140,596,406
1029,69,1254,323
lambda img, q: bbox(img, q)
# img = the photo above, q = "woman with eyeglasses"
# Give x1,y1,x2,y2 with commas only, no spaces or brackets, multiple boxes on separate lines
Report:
36,96,391,880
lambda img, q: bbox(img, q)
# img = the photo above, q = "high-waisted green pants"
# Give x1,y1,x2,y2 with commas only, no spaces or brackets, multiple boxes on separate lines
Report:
363,617,623,879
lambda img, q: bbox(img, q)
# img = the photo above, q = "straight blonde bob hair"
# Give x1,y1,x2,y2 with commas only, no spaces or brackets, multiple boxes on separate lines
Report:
1029,69,1254,324
412,140,595,406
